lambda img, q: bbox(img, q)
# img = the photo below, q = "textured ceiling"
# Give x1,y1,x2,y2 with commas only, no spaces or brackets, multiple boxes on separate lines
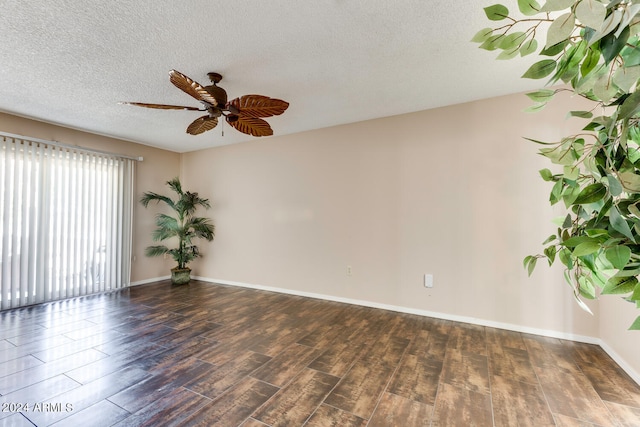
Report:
0,1,545,153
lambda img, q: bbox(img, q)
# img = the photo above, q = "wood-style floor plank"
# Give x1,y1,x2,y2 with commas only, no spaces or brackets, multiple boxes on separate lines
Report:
0,279,636,426
250,343,323,388
440,349,490,394
180,377,279,427
0,413,38,427
304,404,368,427
24,365,149,426
107,358,214,413
50,399,131,427
252,368,339,426
368,392,433,427
490,374,556,427
386,353,443,405
185,350,272,400
534,364,617,426
431,383,494,427
111,386,211,427
604,401,640,426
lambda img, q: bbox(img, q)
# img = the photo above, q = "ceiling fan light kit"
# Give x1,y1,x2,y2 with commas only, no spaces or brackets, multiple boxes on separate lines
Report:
122,70,289,138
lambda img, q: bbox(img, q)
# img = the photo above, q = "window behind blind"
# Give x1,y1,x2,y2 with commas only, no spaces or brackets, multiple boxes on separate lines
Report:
0,135,135,309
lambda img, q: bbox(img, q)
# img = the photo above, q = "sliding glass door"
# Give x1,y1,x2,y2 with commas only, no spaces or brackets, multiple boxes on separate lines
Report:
0,135,134,309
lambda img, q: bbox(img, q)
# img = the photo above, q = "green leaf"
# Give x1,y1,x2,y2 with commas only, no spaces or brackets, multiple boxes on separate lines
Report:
585,229,609,238
629,315,640,330
575,0,606,29
471,28,494,43
603,275,638,294
632,282,640,300
543,234,557,244
540,145,576,165
550,179,564,204
573,241,601,256
601,27,630,65
522,59,557,79
540,40,568,56
546,13,576,49
520,39,538,56
540,0,575,12
524,255,540,276
573,292,594,314
607,175,623,196
539,168,554,181
484,4,509,20
527,256,537,276
616,4,640,38
605,245,631,269
619,83,640,120
499,32,527,50
524,102,547,112
563,165,580,180
562,235,596,247
567,110,594,119
479,34,505,51
573,183,607,204
609,205,636,242
589,9,623,46
629,202,640,218
629,147,640,164
622,44,640,67
613,65,640,92
581,47,600,77
497,49,520,60
612,266,640,277
619,171,640,192
559,247,574,268
579,276,597,299
544,245,557,265
518,0,541,16
526,89,556,102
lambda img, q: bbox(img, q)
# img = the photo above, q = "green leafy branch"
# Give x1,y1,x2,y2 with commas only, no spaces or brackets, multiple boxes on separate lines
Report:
475,0,640,330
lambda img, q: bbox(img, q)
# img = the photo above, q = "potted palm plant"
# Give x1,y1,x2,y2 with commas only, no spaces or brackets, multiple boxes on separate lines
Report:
141,177,215,285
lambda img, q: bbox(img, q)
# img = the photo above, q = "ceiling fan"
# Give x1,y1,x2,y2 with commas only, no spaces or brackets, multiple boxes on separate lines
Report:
122,70,289,137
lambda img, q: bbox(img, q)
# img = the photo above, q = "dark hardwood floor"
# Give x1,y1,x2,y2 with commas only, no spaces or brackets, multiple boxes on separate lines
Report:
0,280,639,426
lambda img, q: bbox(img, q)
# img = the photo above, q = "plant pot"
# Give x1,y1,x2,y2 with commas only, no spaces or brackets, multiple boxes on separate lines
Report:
171,267,191,285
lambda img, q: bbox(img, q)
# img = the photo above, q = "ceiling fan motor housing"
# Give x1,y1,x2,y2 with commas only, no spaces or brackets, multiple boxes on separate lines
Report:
204,84,228,107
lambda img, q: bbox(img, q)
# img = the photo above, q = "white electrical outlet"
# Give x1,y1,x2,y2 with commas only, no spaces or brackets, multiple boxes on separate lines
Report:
424,274,433,288
347,265,353,276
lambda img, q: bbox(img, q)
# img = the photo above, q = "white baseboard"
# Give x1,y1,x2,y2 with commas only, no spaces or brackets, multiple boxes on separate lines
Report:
130,276,170,287
598,340,640,386
193,276,639,385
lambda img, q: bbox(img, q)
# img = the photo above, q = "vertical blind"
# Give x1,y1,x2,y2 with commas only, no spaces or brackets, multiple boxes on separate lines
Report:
0,135,135,309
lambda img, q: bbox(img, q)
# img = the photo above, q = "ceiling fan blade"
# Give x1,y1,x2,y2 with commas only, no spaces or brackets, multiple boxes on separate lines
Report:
227,95,289,118
227,116,273,137
169,70,218,106
120,102,201,111
186,115,219,135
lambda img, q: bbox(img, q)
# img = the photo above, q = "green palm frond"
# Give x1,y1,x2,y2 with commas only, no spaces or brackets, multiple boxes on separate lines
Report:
152,228,178,241
140,192,175,210
166,178,183,196
155,213,179,230
145,245,169,257
185,217,215,241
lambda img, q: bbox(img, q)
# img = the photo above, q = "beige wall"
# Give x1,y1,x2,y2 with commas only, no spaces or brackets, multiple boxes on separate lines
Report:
181,91,600,336
0,112,181,282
